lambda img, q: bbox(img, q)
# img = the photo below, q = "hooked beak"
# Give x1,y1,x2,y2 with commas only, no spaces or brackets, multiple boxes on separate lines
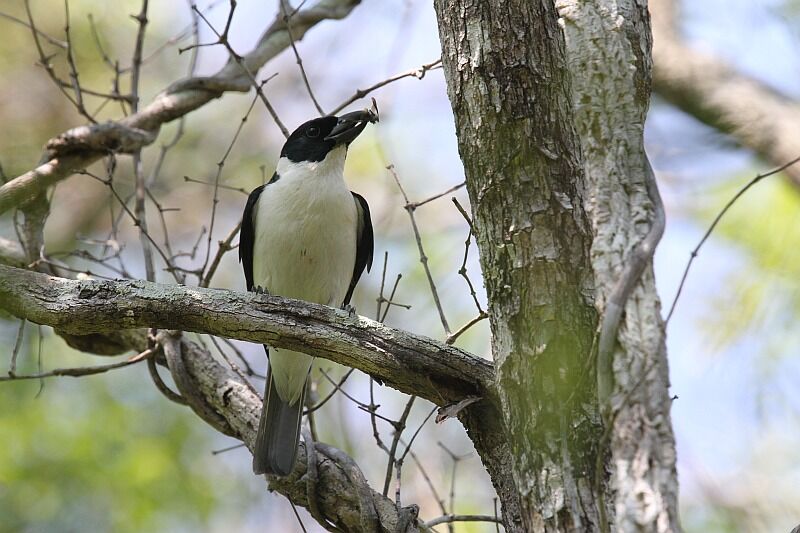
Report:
324,109,379,145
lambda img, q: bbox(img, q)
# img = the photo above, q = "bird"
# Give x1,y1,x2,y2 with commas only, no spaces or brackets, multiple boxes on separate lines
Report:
239,110,376,476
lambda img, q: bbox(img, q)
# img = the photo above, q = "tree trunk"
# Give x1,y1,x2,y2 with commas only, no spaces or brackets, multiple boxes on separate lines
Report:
434,1,681,531
434,1,602,530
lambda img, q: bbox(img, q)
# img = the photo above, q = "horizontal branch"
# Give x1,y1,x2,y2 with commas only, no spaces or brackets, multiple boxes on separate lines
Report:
0,0,362,215
650,0,800,187
0,265,495,406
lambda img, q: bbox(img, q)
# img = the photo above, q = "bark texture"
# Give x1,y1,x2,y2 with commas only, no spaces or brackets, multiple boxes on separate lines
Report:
434,1,602,530
0,264,492,408
558,1,680,531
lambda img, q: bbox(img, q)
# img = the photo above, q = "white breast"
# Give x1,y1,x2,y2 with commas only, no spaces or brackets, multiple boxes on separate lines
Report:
252,146,358,404
252,146,358,307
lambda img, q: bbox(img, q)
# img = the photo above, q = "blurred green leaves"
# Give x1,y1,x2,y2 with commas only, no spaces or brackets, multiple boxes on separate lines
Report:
694,173,800,354
0,331,255,533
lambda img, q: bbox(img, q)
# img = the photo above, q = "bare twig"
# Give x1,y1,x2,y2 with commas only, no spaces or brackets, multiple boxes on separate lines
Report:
199,78,271,280
183,175,249,195
0,347,154,382
280,0,324,115
201,221,242,288
0,0,363,214
329,59,442,115
0,10,67,48
382,396,416,496
387,164,451,334
23,0,85,119
665,154,800,324
191,4,290,137
62,0,94,122
9,319,26,377
424,514,503,528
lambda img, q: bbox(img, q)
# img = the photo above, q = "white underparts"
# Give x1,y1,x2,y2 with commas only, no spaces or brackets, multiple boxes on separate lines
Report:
253,146,358,404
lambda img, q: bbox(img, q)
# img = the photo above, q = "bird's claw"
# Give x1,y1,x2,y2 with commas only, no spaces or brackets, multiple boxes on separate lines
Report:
343,304,357,318
254,285,270,295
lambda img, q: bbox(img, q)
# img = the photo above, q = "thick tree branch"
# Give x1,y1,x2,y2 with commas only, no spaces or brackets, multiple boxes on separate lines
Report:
0,264,494,407
650,0,800,187
0,0,362,215
134,326,427,531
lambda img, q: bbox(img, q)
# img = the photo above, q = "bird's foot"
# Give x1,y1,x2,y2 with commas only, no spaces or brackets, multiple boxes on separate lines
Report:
254,285,270,295
343,304,357,318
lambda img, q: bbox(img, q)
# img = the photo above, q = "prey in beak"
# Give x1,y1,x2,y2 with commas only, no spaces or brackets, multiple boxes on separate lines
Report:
324,108,380,145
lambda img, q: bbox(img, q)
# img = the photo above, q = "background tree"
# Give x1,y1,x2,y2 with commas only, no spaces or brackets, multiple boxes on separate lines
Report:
1,1,798,532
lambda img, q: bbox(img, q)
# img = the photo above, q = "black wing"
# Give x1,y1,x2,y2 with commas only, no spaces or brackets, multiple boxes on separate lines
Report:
343,192,374,306
240,173,281,290
240,184,265,291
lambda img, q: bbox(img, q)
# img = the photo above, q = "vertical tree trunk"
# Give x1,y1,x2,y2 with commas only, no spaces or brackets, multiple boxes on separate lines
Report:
434,1,681,531
557,1,680,531
434,1,603,530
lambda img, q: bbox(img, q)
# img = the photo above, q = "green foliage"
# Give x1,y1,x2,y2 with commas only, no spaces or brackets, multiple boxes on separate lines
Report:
0,333,255,533
695,174,800,354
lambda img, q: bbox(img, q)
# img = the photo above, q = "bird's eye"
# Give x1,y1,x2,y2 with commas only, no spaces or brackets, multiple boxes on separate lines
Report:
306,126,320,138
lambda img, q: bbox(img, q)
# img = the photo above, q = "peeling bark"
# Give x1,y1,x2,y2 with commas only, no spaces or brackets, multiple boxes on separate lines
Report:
558,1,680,531
434,1,601,530
434,0,681,531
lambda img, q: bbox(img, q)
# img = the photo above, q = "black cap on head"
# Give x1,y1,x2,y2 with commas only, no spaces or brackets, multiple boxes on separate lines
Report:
280,110,378,163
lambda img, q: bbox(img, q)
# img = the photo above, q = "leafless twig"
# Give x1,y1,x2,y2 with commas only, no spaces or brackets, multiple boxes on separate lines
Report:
280,0,324,115
329,59,442,115
666,153,800,324
0,347,154,382
387,164,451,334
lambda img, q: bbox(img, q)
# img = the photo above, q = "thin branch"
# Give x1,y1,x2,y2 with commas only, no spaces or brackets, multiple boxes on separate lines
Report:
280,0,324,115
328,59,442,115
201,221,242,288
382,396,416,496
424,515,503,528
62,0,94,122
0,347,154,382
9,319,26,377
665,154,800,324
0,0,364,214
191,4,290,137
0,10,67,48
387,164,450,334
199,77,271,279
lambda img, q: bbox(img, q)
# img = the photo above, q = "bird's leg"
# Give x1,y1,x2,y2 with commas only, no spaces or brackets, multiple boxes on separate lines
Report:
342,304,357,318
253,285,270,295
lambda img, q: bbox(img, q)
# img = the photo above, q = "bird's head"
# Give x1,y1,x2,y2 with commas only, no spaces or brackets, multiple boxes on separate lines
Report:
280,109,378,164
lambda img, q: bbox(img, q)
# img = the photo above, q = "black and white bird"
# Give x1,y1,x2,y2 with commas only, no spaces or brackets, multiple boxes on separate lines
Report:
239,110,376,476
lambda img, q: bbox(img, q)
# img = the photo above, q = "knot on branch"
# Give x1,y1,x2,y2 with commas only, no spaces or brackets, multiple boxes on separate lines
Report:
46,122,159,156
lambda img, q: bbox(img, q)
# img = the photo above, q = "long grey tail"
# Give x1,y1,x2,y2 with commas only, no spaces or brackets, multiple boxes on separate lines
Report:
253,347,305,476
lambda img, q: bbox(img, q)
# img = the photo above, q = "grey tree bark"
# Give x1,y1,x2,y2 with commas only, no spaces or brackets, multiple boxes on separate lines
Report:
0,1,684,531
434,0,680,531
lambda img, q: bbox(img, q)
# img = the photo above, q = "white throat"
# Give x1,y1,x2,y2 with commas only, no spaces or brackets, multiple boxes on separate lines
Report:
276,145,347,182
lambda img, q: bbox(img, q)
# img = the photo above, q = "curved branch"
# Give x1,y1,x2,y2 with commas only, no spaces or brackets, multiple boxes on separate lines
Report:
650,0,800,187
149,314,426,531
0,0,363,215
0,264,494,407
